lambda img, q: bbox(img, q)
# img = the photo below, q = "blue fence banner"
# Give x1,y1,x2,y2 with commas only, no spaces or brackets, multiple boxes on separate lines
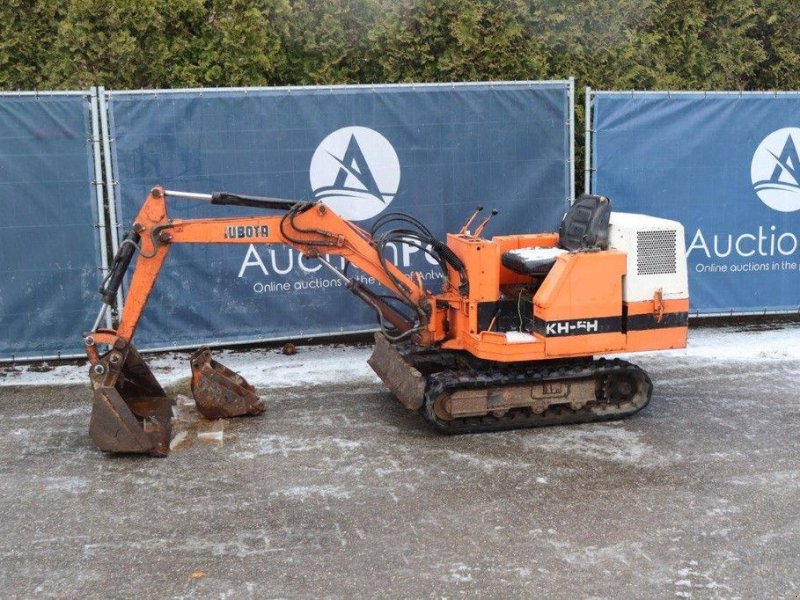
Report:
108,82,573,349
591,91,800,315
0,92,101,360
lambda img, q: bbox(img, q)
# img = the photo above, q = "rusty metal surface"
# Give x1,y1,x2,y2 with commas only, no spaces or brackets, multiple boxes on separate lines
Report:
367,334,426,410
189,347,265,419
87,343,172,456
443,378,597,418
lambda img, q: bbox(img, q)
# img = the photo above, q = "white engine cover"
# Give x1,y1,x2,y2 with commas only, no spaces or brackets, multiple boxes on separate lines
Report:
608,212,689,303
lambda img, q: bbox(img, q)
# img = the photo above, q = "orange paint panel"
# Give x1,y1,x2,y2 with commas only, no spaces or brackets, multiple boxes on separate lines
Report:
169,217,285,244
460,331,546,362
445,234,501,303
622,298,688,352
116,246,168,341
544,332,626,357
460,330,626,362
535,252,626,321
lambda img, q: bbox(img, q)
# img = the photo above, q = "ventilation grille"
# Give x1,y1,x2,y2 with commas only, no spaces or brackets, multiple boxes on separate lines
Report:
637,230,677,275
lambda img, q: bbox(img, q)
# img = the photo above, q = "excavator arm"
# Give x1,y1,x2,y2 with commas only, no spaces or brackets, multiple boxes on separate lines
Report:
84,186,458,456
94,186,431,345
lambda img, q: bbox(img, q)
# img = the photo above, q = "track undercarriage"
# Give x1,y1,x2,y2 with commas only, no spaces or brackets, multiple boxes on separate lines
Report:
369,334,653,433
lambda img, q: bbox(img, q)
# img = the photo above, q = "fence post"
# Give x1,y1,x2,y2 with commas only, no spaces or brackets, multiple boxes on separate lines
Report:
97,86,124,313
568,77,576,205
89,87,111,327
584,87,593,195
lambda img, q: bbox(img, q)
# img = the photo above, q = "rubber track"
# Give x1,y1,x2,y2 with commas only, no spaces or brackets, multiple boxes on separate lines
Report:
421,358,652,434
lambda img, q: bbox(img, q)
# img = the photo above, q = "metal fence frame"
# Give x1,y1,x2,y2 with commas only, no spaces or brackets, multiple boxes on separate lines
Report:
567,77,576,204
89,87,113,330
99,80,576,352
6,83,798,361
585,87,800,318
0,89,110,363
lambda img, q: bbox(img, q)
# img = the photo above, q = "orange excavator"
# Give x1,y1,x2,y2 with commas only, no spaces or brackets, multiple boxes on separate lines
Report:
84,186,689,456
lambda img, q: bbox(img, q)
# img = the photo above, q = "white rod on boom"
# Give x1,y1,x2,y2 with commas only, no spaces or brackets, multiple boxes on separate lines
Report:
164,190,213,201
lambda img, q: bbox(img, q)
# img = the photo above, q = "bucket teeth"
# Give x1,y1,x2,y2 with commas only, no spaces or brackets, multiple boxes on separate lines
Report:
189,347,265,419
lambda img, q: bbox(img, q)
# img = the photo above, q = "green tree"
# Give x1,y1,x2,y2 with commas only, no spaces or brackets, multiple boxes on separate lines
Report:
630,0,766,90
751,0,800,90
371,0,544,82
0,0,797,98
43,0,290,89
44,0,209,89
194,0,291,87
0,0,65,89
280,0,383,84
526,0,653,88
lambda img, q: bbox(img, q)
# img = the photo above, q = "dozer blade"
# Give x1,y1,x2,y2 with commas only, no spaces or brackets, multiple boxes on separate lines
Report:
189,347,265,419
88,343,172,456
367,333,426,410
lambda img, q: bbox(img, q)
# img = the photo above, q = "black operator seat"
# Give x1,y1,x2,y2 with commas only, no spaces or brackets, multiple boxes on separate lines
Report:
501,194,612,277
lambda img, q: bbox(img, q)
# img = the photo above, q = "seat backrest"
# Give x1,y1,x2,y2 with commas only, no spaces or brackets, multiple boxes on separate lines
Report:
558,194,611,251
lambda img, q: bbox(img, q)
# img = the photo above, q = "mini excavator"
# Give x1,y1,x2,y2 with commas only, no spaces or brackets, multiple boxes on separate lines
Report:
84,186,689,456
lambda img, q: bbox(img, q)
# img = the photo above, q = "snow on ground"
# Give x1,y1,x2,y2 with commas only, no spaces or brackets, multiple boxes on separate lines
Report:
1,323,798,389
624,321,800,362
0,344,378,389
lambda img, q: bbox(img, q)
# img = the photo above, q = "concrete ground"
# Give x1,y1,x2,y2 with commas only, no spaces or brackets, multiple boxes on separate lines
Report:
0,353,798,598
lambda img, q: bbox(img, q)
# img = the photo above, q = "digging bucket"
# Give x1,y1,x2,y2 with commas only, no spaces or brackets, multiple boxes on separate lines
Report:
88,344,172,456
189,347,265,419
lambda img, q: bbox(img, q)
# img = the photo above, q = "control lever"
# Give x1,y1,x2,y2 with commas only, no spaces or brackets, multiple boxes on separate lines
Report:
473,209,499,237
458,205,483,234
